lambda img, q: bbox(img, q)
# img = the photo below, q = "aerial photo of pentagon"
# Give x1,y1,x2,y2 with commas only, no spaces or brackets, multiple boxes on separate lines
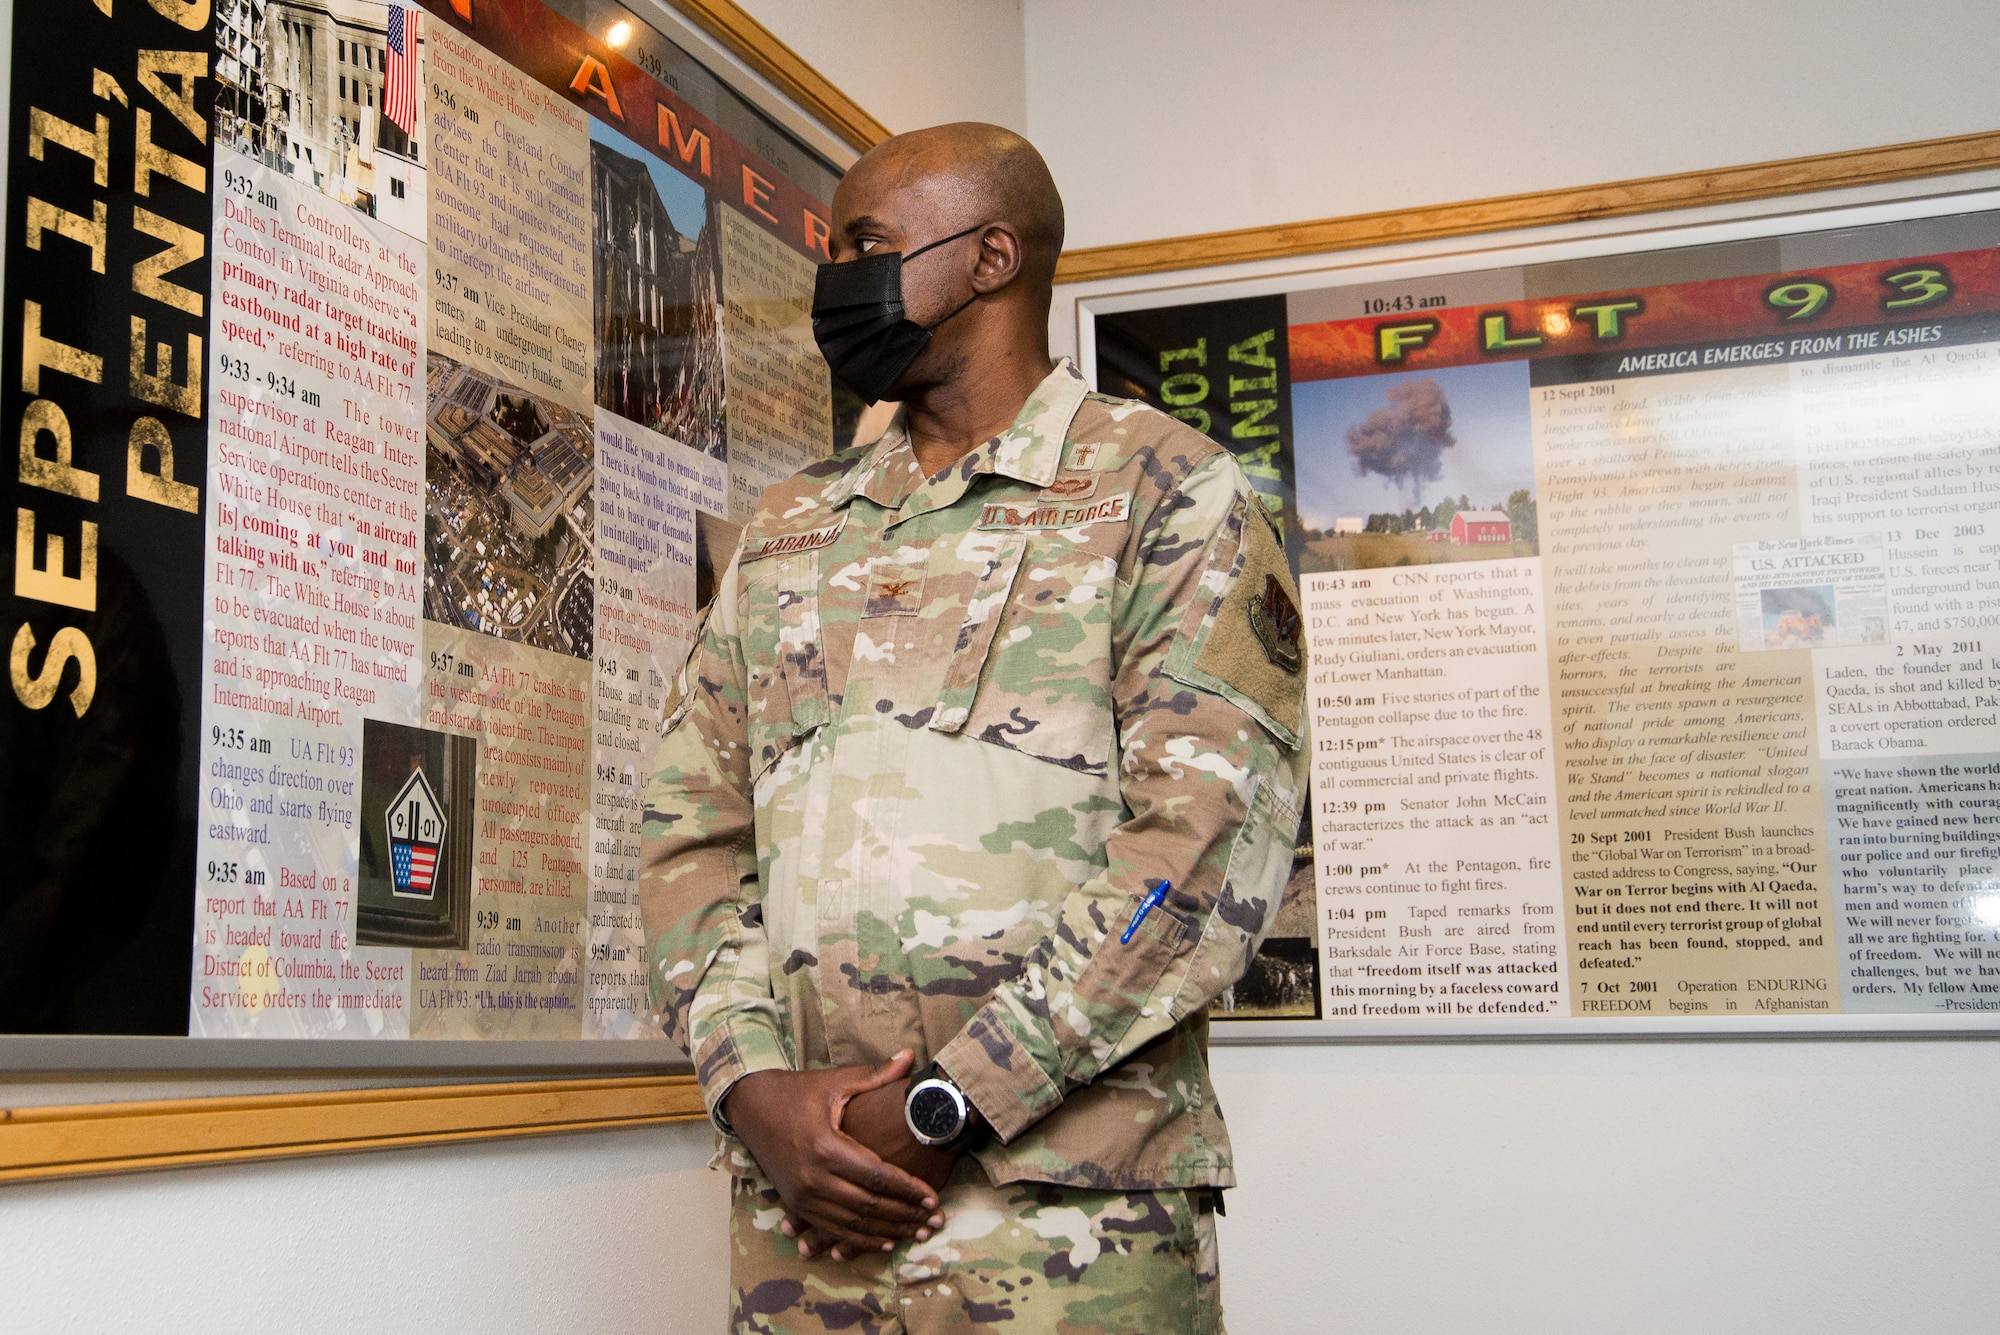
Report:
424,351,595,659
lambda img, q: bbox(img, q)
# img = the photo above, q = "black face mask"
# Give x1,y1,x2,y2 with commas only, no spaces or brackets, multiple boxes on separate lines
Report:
811,225,982,403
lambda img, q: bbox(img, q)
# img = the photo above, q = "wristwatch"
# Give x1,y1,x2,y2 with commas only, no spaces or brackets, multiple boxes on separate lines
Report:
904,1061,985,1151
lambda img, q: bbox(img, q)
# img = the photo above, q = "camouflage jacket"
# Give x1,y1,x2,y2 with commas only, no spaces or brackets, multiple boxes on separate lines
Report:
640,360,1308,1189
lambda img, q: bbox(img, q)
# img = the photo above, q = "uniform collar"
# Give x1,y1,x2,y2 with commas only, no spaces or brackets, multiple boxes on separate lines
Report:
823,358,1091,513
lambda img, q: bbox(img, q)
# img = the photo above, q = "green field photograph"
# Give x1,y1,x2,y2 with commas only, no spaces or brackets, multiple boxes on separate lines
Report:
1292,360,1538,574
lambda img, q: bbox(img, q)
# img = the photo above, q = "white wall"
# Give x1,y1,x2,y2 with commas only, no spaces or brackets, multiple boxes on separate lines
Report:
8,5,2000,1333
1023,0,2000,250
740,0,1026,136
1211,1040,2000,1332
0,1123,729,1334
1021,5,2000,1330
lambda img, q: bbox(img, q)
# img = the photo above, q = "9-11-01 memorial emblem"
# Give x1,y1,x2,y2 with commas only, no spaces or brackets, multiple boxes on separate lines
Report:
387,770,445,900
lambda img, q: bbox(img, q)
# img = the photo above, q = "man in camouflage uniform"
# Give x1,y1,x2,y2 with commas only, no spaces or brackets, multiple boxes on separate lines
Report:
641,122,1307,1334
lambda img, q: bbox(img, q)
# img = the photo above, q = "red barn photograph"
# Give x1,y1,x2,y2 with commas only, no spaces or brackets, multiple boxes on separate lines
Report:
1451,509,1512,544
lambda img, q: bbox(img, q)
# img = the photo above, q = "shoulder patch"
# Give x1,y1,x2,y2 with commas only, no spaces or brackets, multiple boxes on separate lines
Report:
1167,493,1306,746
1248,572,1303,673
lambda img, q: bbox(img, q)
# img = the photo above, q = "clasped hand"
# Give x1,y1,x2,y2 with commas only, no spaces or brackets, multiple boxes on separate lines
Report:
721,1049,964,1262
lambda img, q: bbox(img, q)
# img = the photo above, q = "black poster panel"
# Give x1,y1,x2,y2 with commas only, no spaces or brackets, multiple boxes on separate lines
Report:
2,0,215,1032
1095,294,1298,562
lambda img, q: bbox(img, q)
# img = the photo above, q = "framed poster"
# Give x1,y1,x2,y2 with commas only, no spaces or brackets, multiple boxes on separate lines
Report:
1075,180,2000,1038
0,0,862,1067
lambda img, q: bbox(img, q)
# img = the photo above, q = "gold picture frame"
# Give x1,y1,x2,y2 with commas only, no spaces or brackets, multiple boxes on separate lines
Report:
11,46,1997,1185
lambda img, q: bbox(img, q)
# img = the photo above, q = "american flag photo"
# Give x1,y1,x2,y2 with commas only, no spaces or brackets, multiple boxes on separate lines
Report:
359,726,473,947
390,837,440,897
384,5,419,138
385,768,446,899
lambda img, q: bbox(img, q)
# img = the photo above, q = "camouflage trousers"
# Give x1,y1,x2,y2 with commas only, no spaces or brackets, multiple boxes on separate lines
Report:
727,1161,1224,1334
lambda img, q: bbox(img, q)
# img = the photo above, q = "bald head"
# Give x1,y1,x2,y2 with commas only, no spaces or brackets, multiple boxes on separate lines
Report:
824,123,1062,413
836,123,1065,286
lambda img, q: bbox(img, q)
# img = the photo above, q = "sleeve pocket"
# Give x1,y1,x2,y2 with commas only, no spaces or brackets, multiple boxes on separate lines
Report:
659,603,713,737
1061,896,1195,1075
1169,773,1303,1017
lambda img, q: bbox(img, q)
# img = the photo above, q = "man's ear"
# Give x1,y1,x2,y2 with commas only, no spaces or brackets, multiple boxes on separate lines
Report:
970,223,1025,295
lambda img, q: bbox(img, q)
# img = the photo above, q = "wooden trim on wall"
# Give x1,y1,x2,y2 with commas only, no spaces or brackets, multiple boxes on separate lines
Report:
0,1074,709,1185
666,0,891,154
1054,130,2000,286
0,0,871,1199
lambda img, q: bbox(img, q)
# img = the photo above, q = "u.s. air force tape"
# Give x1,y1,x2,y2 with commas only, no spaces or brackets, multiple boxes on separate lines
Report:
977,492,1132,531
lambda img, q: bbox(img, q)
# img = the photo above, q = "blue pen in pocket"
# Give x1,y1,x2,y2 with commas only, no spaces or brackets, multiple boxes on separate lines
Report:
1120,880,1171,945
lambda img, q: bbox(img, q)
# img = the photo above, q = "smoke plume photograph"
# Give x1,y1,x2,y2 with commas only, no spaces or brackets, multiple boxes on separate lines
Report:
1292,360,1538,573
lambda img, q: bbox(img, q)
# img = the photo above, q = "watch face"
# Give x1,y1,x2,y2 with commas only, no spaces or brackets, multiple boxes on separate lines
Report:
908,1083,964,1142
